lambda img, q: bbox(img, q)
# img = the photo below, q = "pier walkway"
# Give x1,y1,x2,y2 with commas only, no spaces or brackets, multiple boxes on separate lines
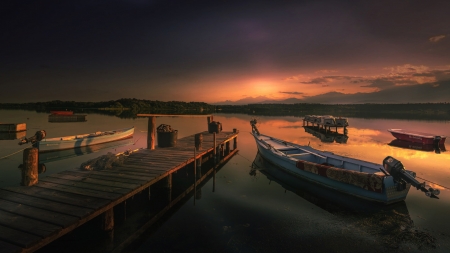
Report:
0,131,238,253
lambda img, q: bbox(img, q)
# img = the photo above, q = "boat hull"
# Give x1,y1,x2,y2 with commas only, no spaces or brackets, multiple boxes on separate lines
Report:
35,127,134,152
252,134,410,204
388,129,446,145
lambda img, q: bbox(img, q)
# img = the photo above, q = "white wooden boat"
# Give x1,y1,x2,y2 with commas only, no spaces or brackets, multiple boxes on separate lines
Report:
334,117,349,127
250,120,439,204
319,115,335,125
33,127,134,152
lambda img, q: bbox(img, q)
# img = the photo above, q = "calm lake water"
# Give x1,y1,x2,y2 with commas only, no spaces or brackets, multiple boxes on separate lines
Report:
1,109,450,252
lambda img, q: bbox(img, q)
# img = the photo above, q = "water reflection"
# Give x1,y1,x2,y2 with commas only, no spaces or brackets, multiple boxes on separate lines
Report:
249,151,439,248
0,131,26,140
388,139,446,154
38,137,135,163
303,126,348,144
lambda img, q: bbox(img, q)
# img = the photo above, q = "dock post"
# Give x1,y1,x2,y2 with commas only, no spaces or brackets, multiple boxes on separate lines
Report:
225,141,230,155
21,147,38,186
213,132,216,192
221,143,225,158
195,133,202,151
147,116,156,150
207,116,213,130
165,174,172,203
102,208,114,232
233,129,238,150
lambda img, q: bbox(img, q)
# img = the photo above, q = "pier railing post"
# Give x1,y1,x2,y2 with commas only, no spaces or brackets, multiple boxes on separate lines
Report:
102,208,114,232
147,116,156,150
233,129,238,150
21,147,38,186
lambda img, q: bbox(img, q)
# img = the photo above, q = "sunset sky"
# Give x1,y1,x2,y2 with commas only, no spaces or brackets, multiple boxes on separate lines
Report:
2,0,450,104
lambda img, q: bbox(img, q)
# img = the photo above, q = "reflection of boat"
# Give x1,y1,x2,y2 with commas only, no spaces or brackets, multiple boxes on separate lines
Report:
250,119,439,204
38,137,135,163
388,139,446,154
0,131,27,140
387,129,446,145
303,126,348,144
251,152,410,213
34,127,134,152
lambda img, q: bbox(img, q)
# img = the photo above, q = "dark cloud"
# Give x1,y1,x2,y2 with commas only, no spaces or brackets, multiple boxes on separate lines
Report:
360,79,396,89
279,91,304,95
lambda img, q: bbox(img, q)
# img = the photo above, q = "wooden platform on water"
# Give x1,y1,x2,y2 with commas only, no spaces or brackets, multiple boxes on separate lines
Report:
0,131,238,253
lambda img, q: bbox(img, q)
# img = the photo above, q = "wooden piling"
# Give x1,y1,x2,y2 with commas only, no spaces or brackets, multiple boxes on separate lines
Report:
195,133,202,151
102,208,114,231
147,116,156,150
233,129,238,149
21,148,38,186
225,141,230,155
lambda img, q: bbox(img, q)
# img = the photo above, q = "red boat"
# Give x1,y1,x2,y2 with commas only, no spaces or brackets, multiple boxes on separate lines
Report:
387,129,446,145
50,111,74,115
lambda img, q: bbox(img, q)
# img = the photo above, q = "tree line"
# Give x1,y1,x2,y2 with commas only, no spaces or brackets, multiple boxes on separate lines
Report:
1,99,449,120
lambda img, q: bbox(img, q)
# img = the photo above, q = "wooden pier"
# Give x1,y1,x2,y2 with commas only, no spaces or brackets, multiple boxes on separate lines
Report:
0,131,238,253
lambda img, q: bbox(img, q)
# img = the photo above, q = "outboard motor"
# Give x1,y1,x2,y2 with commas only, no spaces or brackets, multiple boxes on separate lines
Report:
433,136,441,146
18,130,46,145
383,156,439,199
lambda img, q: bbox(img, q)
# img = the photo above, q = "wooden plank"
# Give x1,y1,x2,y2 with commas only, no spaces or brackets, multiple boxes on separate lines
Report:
0,189,92,218
0,209,62,238
0,241,22,253
40,177,132,195
114,165,169,173
47,173,140,190
111,166,165,175
35,181,122,200
68,170,157,182
2,187,109,210
0,225,41,248
58,171,148,185
0,199,78,228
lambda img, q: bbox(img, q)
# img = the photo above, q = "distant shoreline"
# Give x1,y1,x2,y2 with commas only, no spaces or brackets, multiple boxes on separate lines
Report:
1,99,449,120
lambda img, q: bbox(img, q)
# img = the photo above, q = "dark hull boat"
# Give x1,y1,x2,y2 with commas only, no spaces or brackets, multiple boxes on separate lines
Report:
389,139,446,153
388,129,446,145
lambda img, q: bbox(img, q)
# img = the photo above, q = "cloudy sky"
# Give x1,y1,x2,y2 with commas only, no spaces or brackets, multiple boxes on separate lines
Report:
2,0,450,104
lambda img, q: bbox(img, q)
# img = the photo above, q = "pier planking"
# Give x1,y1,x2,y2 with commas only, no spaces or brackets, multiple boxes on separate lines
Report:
0,131,238,253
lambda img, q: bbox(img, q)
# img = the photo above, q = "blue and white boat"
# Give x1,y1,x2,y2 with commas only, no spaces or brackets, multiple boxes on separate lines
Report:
32,127,135,153
250,120,439,204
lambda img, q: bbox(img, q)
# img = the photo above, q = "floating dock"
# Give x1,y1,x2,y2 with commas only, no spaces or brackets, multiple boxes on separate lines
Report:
303,115,348,133
0,123,26,132
48,115,87,123
0,131,238,253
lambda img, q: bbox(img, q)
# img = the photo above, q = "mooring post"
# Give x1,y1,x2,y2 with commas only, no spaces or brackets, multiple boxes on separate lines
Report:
207,116,213,131
213,132,217,165
195,133,202,151
21,147,38,186
233,129,238,150
165,174,172,203
147,116,156,150
221,143,225,158
101,208,114,232
225,141,230,155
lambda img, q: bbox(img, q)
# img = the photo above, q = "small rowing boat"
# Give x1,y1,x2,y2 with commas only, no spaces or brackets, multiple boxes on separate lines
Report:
387,129,446,145
20,127,134,152
250,120,439,204
50,111,74,115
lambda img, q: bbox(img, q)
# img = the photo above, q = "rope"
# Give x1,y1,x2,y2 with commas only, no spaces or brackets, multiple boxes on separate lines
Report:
416,176,450,190
0,144,33,160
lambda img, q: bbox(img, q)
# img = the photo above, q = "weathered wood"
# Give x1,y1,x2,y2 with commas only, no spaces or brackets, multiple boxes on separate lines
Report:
35,181,122,200
147,116,156,150
0,199,79,228
101,208,114,231
2,186,109,209
41,177,132,195
0,189,93,218
0,224,41,248
21,148,38,186
0,241,22,253
0,209,62,237
234,135,238,149
47,173,140,190
195,133,202,151
60,170,148,185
